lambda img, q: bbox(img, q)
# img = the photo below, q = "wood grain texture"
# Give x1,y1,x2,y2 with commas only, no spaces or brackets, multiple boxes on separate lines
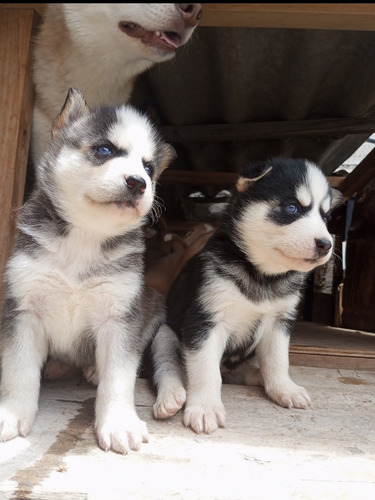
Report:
5,3,375,31
159,118,375,144
200,3,375,30
0,8,39,300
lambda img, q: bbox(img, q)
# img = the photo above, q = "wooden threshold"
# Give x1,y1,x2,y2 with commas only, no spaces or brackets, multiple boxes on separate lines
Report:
290,321,375,370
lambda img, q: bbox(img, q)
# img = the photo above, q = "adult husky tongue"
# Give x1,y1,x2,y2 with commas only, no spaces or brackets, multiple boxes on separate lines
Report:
158,31,181,49
143,29,181,51
120,22,181,52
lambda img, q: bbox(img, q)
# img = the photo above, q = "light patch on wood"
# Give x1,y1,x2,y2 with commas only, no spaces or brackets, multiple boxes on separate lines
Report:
11,397,95,498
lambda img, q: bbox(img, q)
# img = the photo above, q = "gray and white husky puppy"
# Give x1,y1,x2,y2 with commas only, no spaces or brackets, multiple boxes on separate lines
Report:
0,87,184,454
154,158,343,434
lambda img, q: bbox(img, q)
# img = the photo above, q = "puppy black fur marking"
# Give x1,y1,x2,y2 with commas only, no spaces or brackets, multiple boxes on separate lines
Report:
154,157,343,434
0,88,182,454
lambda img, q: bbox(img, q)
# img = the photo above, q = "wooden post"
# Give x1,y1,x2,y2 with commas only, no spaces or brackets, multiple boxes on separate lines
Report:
0,8,39,301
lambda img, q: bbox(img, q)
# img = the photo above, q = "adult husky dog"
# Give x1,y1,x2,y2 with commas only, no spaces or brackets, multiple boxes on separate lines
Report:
32,3,202,162
0,88,184,454
154,158,343,434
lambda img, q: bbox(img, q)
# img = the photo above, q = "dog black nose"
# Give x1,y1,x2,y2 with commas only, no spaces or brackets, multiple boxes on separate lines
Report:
125,175,146,194
315,238,332,256
178,4,202,27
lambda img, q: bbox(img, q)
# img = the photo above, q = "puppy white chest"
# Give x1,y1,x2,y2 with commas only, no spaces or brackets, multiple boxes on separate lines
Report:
203,276,298,347
7,238,140,353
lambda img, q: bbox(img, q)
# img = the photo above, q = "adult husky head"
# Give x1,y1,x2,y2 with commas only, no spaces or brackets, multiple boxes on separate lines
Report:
232,158,343,275
32,4,202,161
62,4,203,62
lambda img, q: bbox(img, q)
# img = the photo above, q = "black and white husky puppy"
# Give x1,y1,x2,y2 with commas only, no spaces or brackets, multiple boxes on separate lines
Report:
0,87,183,454
155,158,343,434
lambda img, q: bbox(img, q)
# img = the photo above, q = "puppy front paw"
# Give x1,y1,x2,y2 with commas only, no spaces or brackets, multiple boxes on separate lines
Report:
0,400,36,441
266,381,311,409
95,406,149,454
183,402,226,434
153,384,186,419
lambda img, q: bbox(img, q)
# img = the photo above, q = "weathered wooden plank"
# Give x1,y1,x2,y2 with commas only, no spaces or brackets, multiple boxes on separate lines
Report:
290,321,375,369
7,4,375,31
200,3,375,31
159,118,375,143
338,146,375,200
160,169,345,188
0,8,39,300
290,352,375,370
6,4,375,31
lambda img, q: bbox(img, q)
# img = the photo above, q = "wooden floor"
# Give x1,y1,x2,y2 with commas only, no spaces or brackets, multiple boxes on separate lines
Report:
1,362,375,499
290,321,375,371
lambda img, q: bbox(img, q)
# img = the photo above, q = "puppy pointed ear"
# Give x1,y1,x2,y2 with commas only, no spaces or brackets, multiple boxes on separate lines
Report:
235,164,273,193
331,187,344,209
159,143,177,172
51,87,89,139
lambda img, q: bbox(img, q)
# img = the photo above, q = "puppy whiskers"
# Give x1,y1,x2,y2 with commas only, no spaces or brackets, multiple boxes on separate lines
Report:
149,195,166,225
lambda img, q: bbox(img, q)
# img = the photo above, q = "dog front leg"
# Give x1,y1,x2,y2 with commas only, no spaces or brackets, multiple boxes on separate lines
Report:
94,321,148,454
256,323,311,409
0,314,47,441
183,329,227,434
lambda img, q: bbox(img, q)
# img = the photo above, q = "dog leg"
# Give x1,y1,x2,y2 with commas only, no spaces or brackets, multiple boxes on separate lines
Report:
94,321,148,454
152,324,186,419
0,314,46,441
183,329,227,434
256,324,311,409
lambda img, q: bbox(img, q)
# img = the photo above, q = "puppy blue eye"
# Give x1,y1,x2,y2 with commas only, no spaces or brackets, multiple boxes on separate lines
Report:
96,145,112,155
144,163,154,177
285,203,298,214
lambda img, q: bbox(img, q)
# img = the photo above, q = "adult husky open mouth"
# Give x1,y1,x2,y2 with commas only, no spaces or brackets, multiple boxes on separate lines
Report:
119,21,182,52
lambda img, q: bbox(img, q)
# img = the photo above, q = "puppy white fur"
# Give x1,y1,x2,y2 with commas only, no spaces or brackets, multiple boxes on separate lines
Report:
154,158,343,434
32,3,202,162
0,88,180,453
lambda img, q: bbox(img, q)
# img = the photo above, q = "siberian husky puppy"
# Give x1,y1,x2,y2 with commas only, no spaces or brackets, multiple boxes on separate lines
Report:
0,87,183,454
32,3,202,162
154,158,343,434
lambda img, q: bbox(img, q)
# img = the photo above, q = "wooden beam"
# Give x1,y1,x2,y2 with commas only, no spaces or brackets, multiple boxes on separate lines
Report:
200,3,375,31
0,8,40,300
161,170,235,186
160,169,344,188
338,146,375,200
6,4,375,31
159,118,375,143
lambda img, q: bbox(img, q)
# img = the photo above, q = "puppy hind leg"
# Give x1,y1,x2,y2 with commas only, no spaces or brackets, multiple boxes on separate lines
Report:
256,325,311,409
0,314,47,441
151,324,186,419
